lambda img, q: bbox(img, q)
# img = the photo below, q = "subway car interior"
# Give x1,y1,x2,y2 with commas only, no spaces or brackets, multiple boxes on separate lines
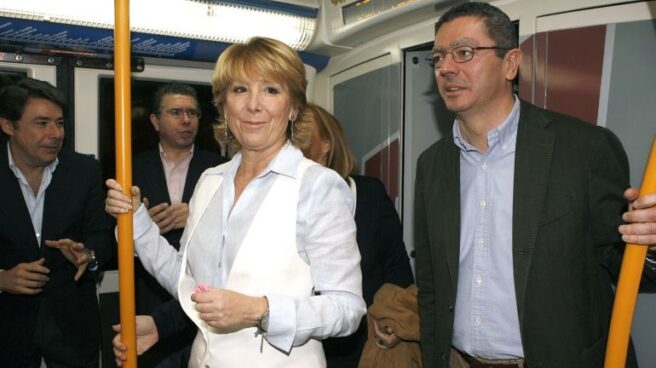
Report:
1,0,655,366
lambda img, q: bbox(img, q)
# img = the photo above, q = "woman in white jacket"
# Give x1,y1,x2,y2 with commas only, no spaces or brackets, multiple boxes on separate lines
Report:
105,37,366,368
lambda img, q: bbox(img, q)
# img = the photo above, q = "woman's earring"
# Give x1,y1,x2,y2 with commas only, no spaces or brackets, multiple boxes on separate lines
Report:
289,120,294,142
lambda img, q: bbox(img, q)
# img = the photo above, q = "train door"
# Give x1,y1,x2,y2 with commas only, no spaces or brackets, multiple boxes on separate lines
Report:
519,1,656,365
402,45,455,271
328,53,405,261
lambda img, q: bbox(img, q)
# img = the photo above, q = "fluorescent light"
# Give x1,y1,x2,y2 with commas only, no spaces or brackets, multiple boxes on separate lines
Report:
0,0,316,50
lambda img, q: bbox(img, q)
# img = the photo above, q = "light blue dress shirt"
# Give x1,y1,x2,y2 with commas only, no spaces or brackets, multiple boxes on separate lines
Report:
452,97,525,359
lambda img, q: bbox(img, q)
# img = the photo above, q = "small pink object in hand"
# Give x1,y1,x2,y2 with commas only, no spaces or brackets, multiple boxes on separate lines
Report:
194,283,210,293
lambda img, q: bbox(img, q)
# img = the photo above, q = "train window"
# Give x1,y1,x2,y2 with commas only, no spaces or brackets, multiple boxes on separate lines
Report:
0,70,27,87
97,77,222,182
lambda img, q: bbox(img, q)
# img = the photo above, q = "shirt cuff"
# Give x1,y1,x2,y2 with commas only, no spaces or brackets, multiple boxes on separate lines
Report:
133,204,154,238
646,250,656,265
263,294,296,353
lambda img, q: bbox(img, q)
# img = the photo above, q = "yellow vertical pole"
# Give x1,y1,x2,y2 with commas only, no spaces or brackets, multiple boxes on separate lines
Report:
114,0,137,367
605,136,656,367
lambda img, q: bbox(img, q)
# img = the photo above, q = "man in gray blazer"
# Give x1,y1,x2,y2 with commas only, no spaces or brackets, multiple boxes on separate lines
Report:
414,3,656,367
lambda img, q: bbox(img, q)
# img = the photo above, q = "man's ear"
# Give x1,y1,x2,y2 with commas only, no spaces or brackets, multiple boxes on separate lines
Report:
149,113,160,132
0,118,14,137
504,48,522,81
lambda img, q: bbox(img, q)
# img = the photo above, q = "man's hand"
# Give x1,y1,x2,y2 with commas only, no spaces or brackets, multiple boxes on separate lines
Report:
112,315,160,367
148,202,189,235
0,258,49,294
620,188,656,246
44,239,90,281
373,318,401,350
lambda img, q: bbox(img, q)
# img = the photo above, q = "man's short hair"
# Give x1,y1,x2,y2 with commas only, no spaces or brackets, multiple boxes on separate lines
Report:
434,2,518,56
151,82,199,114
0,77,66,122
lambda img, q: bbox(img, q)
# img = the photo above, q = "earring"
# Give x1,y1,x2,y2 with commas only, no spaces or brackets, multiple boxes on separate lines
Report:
223,115,230,142
289,120,294,142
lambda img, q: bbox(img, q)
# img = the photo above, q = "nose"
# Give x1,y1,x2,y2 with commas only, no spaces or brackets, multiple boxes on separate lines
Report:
246,91,261,113
438,53,458,76
47,122,65,139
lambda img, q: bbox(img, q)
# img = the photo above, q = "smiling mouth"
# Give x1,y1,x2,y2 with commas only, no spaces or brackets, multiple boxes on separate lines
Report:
443,85,465,92
43,145,61,152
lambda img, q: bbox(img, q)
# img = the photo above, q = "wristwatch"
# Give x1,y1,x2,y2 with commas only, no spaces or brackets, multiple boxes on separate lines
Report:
86,249,99,272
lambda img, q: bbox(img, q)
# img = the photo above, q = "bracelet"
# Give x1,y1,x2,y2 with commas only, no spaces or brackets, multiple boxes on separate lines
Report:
256,296,269,335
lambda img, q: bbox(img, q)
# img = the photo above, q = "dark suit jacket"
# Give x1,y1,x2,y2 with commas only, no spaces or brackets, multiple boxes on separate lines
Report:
414,101,654,368
324,175,414,368
133,147,227,251
0,145,113,367
131,147,225,366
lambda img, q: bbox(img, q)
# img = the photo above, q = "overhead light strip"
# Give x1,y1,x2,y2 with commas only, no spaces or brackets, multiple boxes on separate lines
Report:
0,0,316,50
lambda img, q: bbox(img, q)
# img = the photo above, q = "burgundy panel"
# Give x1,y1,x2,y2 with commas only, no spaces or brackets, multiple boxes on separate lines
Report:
363,138,399,201
544,25,605,124
519,35,534,102
534,32,548,108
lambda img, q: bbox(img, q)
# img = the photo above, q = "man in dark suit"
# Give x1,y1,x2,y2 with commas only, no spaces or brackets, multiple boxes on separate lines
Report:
130,82,226,367
0,78,112,367
414,3,656,368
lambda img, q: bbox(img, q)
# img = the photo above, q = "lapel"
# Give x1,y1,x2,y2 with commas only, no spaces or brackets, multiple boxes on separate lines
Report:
144,150,171,203
430,139,461,288
512,101,555,322
42,151,73,246
0,144,40,253
183,147,204,203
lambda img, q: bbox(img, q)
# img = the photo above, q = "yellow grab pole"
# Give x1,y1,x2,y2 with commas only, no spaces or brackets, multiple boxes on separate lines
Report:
114,0,137,367
605,136,656,367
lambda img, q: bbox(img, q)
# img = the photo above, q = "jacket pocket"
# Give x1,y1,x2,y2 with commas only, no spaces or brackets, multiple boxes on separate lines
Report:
539,192,577,226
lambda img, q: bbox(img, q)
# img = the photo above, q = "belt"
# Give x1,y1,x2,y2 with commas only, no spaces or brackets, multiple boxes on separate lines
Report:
456,349,526,368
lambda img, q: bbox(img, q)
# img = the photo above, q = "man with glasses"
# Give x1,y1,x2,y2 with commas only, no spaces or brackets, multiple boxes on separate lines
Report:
130,82,226,367
414,2,656,367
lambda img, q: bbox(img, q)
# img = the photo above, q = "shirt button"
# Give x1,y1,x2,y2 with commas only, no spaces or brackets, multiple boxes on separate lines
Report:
478,238,485,246
482,163,488,170
448,305,454,312
474,315,481,325
479,200,487,208
475,276,482,285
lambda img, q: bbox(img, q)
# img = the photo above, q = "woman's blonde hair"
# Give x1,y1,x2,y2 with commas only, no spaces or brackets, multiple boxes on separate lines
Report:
305,103,357,180
212,37,310,153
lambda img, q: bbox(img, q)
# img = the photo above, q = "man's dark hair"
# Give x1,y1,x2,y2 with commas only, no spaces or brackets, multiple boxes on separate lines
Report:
434,2,518,57
0,77,66,122
151,82,199,114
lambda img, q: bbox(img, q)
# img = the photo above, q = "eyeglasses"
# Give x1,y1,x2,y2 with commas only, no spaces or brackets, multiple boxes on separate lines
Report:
160,108,201,120
431,45,510,69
